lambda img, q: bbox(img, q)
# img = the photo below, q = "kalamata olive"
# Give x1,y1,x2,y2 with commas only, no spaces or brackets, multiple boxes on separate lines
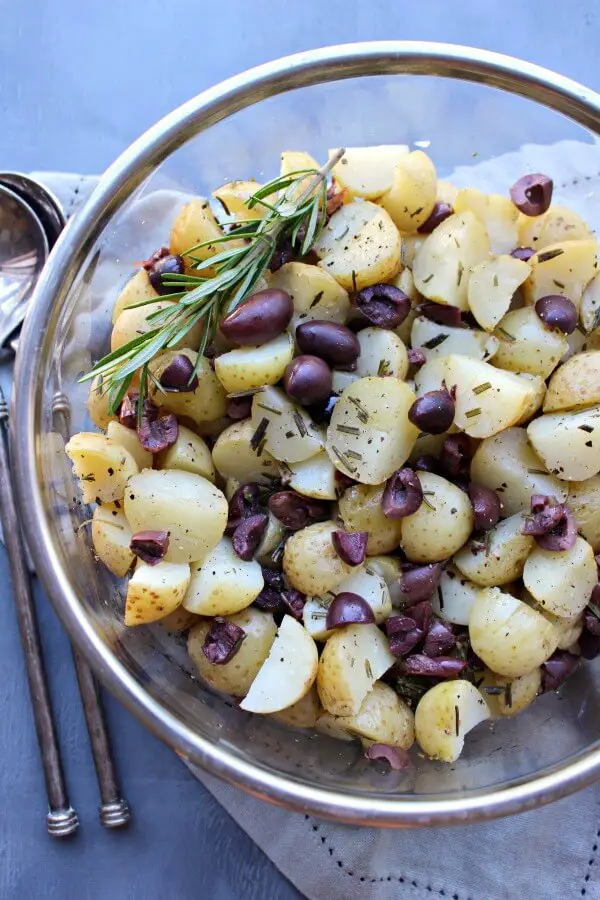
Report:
220,288,293,346
295,320,360,367
137,409,178,453
354,284,411,329
397,655,468,678
440,433,472,480
232,514,268,561
521,495,577,551
268,490,328,530
579,628,600,660
364,743,410,770
143,247,185,295
407,348,426,368
410,600,434,633
534,295,578,335
468,483,502,532
398,563,443,605
413,455,438,474
418,302,462,328
382,468,423,519
585,598,600,636
202,618,246,665
226,394,253,420
307,393,339,424
160,354,199,392
118,393,139,430
331,530,368,566
282,588,306,620
541,650,579,692
408,390,455,434
283,355,332,406
254,569,285,613
417,201,454,234
269,237,294,273
227,483,262,532
130,530,169,565
325,592,375,629
510,173,553,217
510,247,535,262
385,615,423,657
422,618,456,657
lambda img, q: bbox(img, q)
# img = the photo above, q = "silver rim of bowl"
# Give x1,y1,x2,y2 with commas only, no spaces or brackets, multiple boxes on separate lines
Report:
12,41,600,827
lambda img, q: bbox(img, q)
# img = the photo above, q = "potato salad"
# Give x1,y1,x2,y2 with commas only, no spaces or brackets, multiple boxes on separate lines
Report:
67,145,600,767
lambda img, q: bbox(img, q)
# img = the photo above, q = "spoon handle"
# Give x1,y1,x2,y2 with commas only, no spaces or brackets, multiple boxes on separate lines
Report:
0,388,78,837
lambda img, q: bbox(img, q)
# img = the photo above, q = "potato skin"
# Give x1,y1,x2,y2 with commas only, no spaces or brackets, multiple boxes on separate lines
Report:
91,502,134,578
543,351,600,413
335,682,415,748
453,513,534,587
400,472,473,563
338,483,402,555
124,561,191,626
283,521,354,595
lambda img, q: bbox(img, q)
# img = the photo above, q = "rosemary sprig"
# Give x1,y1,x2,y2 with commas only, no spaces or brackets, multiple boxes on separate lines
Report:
80,151,345,412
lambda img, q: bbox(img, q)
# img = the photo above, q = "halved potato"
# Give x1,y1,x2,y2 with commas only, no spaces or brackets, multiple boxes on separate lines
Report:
124,469,228,564
335,682,415,748
412,211,490,310
355,327,409,379
106,420,152,471
415,681,490,763
329,145,409,199
467,255,530,331
364,555,403,607
240,615,318,714
493,307,568,379
486,668,542,718
155,425,215,481
445,354,538,438
170,198,236,275
542,610,584,650
124,561,191,626
411,315,498,362
214,333,294,394
111,300,202,353
251,386,323,464
213,180,267,221
91,502,134,577
400,472,474,563
453,513,534,586
315,712,355,742
283,521,354,595
518,205,593,252
112,268,158,324
338,483,403,555
523,240,599,309
470,427,567,517
65,433,139,503
151,349,227,425
469,587,558,678
271,683,322,729
287,451,337,500
317,623,395,716
314,201,402,291
268,262,350,333
432,566,481,626
454,189,519,256
188,608,277,697
212,418,280,484
303,597,335,643
568,475,600,551
335,568,392,624
183,537,264,616
379,150,437,232
326,376,418,484
87,375,114,430
527,405,600,480
543,351,600,412
523,536,597,620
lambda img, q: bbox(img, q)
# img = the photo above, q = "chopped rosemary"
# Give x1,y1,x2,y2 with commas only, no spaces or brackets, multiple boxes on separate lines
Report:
293,412,307,437
537,248,564,263
310,611,327,620
527,468,548,475
473,382,492,395
256,403,281,415
411,206,424,218
493,274,499,287
348,395,369,423
336,424,360,435
421,273,434,284
497,327,515,342
351,270,357,293
453,236,461,248
377,358,392,376
422,334,448,350
504,682,513,708
457,261,464,286
331,445,357,473
250,417,269,451
454,705,460,737
483,685,505,696
579,424,594,433
285,430,295,438
346,449,363,461
365,659,373,679
465,407,482,418
553,279,565,290
422,494,436,511
310,291,324,308
227,387,262,398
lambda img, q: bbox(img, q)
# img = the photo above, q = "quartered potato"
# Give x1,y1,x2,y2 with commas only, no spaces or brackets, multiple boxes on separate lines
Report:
151,349,227,425
467,255,530,331
411,315,498,363
400,472,474,563
314,201,402,291
124,561,191,626
454,188,519,256
379,150,437,232
543,351,600,412
91,502,134,578
523,240,599,309
251,386,323,464
286,451,337,500
183,538,264,616
415,681,490,763
445,354,539,438
412,211,490,309
518,205,593,252
303,597,335,643
112,268,158,324
213,180,268,221
326,376,419,484
335,682,415,748
432,566,481,626
329,144,409,199
338,483,403,555
365,555,403,607
156,424,215,481
527,405,600,480
87,375,114,430
493,307,568,379
272,684,322,729
413,355,451,395
568,475,600,551
316,623,395,716
65,433,139,503
269,262,350,333
513,372,546,425
335,568,392,624
106,420,152,471
470,427,567,517
355,327,409,378
283,521,354,595
188,608,277,697
214,332,294,393
523,536,597,620
212,418,280,484
469,587,558,678
240,615,318,714
453,513,534,586
170,198,235,275
124,469,228,563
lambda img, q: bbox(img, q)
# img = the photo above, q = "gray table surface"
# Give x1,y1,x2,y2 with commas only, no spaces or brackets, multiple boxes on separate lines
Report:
1,2,600,898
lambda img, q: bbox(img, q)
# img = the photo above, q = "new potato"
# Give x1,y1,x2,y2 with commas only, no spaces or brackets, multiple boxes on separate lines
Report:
453,513,534,586
214,333,295,393
183,538,264,616
124,561,191,626
400,472,474,563
316,624,395,716
379,150,437,232
568,475,600,551
335,682,415,748
338,483,403,555
543,351,600,412
527,406,600,481
268,262,350,333
523,536,597,620
493,307,567,379
212,419,280,484
283,521,354,595
415,680,490,763
65,433,139,504
91,502,134,577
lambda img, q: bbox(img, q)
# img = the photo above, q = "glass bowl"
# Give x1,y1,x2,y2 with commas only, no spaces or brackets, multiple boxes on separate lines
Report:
12,42,600,827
